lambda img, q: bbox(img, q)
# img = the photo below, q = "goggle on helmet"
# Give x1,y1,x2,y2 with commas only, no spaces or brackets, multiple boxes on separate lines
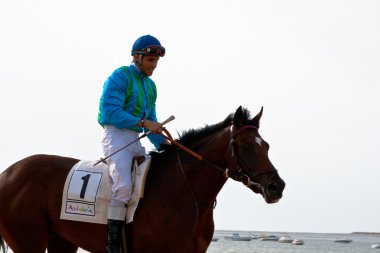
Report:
132,45,165,57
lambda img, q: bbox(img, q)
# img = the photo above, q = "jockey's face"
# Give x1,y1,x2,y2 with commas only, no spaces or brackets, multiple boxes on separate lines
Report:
134,55,160,76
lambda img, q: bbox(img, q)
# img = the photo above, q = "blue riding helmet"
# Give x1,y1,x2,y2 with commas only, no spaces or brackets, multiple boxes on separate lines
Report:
131,35,165,57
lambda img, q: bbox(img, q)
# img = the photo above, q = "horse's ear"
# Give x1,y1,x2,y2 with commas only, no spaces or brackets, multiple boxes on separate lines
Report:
233,106,245,126
252,106,263,126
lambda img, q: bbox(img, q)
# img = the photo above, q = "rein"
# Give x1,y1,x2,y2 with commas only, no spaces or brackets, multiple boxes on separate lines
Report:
160,125,272,239
161,126,266,187
161,125,276,240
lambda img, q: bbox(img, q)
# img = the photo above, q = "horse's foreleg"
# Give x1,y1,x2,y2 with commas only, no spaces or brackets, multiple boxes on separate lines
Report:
192,211,214,253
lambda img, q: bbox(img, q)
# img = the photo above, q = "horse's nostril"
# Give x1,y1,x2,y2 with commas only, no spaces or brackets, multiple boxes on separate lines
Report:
267,183,278,193
267,180,285,194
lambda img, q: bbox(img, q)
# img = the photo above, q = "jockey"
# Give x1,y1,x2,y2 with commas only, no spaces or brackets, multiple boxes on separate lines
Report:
97,34,168,253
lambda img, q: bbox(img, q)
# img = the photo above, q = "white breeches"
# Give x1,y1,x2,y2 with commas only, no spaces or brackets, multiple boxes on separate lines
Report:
102,125,146,204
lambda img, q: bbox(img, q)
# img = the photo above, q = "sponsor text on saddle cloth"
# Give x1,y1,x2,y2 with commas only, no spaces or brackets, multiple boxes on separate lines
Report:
60,156,152,224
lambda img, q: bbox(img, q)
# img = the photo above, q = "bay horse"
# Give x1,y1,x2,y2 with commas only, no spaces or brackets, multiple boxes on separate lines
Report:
0,106,285,253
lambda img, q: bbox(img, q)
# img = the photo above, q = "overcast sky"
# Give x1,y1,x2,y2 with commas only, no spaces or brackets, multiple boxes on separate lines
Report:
1,0,379,234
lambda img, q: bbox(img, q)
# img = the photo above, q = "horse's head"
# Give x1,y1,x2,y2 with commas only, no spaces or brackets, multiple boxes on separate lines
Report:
227,106,285,204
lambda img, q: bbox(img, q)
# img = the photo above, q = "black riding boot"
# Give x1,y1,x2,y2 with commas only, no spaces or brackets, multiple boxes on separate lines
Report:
107,219,124,253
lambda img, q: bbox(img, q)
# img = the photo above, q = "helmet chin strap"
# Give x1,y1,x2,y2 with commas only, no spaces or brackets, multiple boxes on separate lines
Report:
134,55,148,76
134,54,143,67
138,55,143,65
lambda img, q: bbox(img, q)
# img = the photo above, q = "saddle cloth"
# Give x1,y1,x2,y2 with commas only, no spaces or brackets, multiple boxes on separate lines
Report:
60,156,152,224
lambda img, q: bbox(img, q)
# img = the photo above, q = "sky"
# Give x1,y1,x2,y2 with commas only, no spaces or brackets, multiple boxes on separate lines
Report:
0,0,379,234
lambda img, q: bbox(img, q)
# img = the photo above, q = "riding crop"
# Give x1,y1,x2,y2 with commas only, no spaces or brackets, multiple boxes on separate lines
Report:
93,115,175,166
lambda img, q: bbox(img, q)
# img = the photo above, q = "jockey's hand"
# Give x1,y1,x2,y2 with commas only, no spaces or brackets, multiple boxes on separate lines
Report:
144,120,164,134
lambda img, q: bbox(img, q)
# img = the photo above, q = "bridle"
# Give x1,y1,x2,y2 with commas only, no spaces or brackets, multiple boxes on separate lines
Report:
227,125,278,187
227,125,262,187
161,124,278,237
162,124,278,188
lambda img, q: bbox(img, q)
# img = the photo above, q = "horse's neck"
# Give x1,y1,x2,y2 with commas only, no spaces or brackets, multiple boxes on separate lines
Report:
183,128,231,208
198,127,231,166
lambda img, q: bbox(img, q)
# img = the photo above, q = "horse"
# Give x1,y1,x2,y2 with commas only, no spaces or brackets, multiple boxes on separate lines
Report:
0,106,285,253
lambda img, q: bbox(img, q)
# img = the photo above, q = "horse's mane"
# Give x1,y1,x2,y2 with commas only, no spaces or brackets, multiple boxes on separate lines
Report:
151,107,251,156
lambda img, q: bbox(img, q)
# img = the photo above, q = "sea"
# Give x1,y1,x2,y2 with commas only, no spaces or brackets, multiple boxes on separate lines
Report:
4,230,380,253
75,230,380,253
206,230,380,253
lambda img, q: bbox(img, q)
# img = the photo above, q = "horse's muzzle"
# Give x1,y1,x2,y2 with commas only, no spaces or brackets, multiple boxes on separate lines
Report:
263,177,285,204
